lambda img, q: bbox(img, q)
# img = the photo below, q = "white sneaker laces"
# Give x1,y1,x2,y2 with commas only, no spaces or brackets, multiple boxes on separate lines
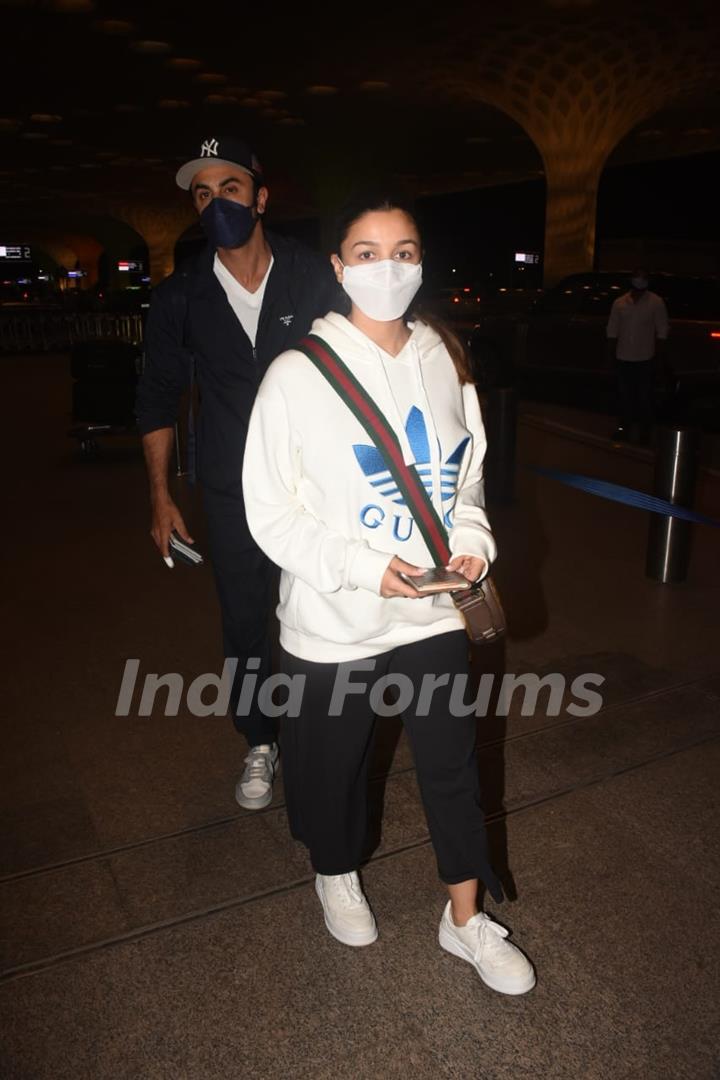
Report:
474,916,510,962
242,747,273,786
327,873,363,907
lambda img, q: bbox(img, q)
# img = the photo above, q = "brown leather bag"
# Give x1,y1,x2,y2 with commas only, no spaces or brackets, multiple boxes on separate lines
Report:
451,575,506,643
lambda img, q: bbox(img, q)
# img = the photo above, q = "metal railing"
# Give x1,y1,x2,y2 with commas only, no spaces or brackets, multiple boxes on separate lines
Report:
0,312,143,353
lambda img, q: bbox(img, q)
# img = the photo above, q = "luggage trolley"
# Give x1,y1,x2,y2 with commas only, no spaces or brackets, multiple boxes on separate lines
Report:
68,338,143,457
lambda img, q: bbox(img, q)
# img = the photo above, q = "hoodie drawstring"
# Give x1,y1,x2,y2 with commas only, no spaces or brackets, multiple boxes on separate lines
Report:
376,338,444,523
410,339,443,522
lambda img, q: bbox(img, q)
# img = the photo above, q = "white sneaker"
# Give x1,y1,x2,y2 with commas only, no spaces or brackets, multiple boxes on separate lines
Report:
315,872,378,947
439,901,536,995
235,743,279,810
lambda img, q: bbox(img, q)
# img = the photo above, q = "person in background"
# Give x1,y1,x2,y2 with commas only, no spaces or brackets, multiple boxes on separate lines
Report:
135,136,337,809
242,191,536,995
607,267,669,444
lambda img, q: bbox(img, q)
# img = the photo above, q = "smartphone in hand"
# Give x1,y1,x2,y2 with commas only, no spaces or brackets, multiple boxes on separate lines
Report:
169,531,204,567
398,568,471,594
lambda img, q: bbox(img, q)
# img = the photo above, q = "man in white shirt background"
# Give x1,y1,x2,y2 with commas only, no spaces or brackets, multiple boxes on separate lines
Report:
606,267,669,444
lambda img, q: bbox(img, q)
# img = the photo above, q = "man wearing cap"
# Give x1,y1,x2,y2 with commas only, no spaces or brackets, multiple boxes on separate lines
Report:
136,136,337,809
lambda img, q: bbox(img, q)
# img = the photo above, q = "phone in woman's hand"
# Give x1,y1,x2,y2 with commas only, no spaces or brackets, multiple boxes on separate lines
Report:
398,568,471,594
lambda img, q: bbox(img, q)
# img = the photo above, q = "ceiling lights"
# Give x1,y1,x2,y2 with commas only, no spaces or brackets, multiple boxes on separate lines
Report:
166,57,202,71
93,18,133,34
131,40,172,55
44,0,95,11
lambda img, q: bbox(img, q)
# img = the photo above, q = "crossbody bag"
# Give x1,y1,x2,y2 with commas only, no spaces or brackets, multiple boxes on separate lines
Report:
295,334,505,643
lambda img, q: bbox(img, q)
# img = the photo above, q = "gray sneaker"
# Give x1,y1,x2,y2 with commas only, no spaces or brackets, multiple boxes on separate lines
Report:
235,743,279,810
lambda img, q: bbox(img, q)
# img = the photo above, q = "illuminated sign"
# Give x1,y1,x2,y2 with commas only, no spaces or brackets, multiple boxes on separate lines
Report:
117,260,143,272
0,245,31,261
66,270,87,278
514,252,540,265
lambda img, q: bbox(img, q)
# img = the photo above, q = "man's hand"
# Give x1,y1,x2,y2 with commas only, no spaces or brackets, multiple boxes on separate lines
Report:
380,557,426,598
142,428,193,567
447,554,486,582
150,495,194,566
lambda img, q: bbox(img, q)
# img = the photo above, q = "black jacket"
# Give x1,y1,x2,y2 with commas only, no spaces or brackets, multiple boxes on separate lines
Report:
136,231,338,494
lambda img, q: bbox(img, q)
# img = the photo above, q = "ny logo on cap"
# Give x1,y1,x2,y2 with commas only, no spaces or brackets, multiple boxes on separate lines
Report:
201,138,219,158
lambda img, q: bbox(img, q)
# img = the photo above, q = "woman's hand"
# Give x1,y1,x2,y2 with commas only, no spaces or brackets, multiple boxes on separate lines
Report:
380,557,427,598
447,554,486,582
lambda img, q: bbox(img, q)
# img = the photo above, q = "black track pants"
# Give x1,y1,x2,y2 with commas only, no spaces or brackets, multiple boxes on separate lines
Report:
279,631,503,901
203,487,277,748
617,358,654,434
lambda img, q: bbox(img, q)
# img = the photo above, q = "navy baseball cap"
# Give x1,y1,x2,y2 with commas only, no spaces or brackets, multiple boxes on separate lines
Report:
176,136,264,190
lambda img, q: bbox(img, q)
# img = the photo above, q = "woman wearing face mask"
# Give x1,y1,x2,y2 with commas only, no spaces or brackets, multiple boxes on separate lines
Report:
242,192,535,995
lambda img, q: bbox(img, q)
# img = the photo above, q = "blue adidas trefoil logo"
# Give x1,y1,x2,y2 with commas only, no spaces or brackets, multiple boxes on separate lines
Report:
353,406,468,540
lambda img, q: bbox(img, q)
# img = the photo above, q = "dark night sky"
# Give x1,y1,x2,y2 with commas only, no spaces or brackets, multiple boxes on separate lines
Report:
596,151,720,241
412,150,720,286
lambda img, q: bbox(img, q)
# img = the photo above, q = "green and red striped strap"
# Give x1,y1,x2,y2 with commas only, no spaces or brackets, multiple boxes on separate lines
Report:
296,333,451,567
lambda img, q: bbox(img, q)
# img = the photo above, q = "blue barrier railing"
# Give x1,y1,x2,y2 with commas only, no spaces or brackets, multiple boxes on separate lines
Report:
529,465,719,527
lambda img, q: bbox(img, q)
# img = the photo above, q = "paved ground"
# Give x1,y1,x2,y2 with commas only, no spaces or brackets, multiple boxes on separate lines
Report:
1,354,719,1079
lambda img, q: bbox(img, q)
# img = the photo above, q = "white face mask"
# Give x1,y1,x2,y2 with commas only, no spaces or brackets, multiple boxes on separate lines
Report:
631,277,648,290
340,259,423,321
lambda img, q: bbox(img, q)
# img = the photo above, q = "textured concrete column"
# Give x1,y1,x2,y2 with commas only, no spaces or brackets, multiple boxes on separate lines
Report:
425,10,719,284
145,239,177,284
29,232,104,286
31,239,79,275
112,201,195,284
541,152,605,285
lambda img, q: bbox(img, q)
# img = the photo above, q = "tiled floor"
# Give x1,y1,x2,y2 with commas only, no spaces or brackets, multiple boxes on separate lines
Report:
1,356,719,1079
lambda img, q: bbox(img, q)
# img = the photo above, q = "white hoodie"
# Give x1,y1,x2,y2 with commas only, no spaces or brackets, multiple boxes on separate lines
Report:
242,312,497,662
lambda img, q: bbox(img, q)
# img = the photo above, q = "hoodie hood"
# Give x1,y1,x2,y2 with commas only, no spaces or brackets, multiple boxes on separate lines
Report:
310,311,446,367
306,312,448,471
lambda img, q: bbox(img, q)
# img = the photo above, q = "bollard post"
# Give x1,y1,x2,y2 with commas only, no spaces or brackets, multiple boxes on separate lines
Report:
485,386,517,504
646,426,699,583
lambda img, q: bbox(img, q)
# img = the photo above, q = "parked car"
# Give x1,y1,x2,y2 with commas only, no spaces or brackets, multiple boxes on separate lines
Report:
453,271,720,425
425,284,486,321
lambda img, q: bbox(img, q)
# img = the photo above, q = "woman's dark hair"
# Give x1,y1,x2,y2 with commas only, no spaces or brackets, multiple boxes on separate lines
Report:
333,189,474,385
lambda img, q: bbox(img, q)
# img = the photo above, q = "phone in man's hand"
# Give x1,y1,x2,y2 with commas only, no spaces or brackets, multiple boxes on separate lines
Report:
169,531,204,566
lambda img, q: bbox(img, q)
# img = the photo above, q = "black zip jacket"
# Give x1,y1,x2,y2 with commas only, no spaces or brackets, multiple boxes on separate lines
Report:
136,231,338,495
